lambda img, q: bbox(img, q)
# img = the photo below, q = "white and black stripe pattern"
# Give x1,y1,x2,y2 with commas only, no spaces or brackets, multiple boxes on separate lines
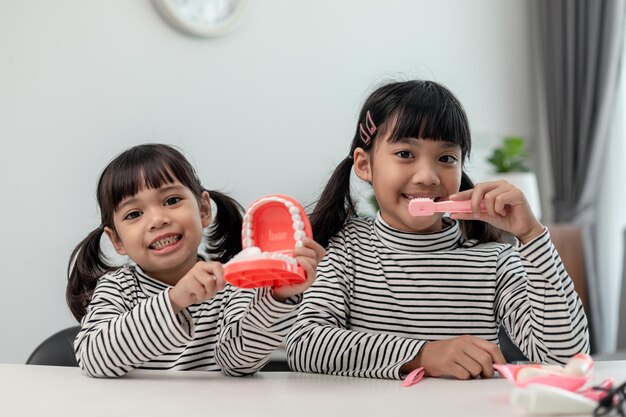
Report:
75,263,299,377
286,214,590,379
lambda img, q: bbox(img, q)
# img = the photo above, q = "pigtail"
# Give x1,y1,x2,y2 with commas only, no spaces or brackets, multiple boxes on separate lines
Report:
458,172,503,244
66,226,115,322
310,156,357,248
205,190,244,263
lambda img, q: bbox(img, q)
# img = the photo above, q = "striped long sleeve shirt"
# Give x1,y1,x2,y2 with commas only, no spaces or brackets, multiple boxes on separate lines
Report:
286,215,590,379
75,262,300,377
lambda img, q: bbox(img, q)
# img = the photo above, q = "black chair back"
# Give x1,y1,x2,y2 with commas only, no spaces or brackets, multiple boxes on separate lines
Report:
26,326,80,367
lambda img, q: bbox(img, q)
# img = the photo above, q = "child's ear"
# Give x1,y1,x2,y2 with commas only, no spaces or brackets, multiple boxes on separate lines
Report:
353,147,372,183
199,191,212,228
104,227,127,256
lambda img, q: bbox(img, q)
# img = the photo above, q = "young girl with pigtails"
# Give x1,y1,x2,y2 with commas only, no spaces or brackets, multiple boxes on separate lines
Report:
67,143,324,377
286,80,589,380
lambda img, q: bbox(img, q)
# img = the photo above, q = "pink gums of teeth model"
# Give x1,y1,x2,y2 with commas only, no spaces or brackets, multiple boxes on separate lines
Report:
408,197,487,216
223,195,312,288
494,353,594,391
497,354,613,414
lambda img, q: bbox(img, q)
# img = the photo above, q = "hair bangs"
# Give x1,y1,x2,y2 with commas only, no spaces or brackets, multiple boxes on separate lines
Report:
117,160,176,208
383,83,472,159
98,144,203,217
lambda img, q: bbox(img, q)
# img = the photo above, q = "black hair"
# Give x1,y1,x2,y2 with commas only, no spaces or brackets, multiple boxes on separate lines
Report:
310,80,502,247
66,143,243,321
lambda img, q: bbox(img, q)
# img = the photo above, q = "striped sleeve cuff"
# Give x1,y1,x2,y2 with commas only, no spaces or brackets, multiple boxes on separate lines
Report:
127,290,195,353
243,287,300,333
392,338,427,379
162,288,195,340
515,226,550,262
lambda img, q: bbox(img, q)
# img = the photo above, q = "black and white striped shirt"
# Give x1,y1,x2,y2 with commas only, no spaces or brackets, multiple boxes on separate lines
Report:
75,263,299,377
286,214,589,379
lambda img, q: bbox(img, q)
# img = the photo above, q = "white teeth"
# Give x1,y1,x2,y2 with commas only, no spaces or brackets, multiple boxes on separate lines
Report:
241,196,307,249
150,235,180,250
227,246,298,265
406,194,436,201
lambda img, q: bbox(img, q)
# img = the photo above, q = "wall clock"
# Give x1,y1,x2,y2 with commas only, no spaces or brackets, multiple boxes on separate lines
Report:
153,0,247,37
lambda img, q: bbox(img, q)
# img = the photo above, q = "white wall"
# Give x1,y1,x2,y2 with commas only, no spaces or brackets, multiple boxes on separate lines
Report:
0,0,536,363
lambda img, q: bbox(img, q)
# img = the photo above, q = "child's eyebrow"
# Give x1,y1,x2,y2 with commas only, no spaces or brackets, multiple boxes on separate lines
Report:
401,138,461,149
117,197,138,212
157,184,186,194
438,141,462,150
116,184,186,211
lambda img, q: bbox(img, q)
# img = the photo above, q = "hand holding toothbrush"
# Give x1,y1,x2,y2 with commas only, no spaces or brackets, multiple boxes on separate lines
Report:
449,180,544,244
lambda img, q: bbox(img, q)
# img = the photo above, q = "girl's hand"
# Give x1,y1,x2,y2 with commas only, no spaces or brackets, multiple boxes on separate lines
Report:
169,261,225,313
450,180,545,244
272,237,326,302
401,335,506,379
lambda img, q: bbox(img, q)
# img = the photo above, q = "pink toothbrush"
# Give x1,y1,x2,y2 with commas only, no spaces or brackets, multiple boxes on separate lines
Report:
408,198,487,216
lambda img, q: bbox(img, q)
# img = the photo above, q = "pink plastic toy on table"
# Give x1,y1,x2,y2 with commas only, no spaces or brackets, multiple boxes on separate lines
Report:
494,354,616,415
494,353,594,391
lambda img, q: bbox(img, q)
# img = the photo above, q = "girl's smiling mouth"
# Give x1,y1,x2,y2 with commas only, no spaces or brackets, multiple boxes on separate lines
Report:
401,193,441,202
149,234,183,252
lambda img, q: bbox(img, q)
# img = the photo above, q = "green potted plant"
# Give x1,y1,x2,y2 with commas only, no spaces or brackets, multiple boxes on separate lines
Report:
487,136,529,173
486,135,541,219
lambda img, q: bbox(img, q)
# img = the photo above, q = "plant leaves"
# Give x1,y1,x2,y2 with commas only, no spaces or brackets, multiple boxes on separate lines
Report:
487,136,529,173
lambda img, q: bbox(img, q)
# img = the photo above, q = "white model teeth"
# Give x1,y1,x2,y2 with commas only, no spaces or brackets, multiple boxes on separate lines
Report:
227,246,298,265
150,235,180,249
240,196,306,249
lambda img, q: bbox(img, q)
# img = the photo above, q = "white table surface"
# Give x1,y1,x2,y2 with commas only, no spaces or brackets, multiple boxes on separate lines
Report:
1,361,624,417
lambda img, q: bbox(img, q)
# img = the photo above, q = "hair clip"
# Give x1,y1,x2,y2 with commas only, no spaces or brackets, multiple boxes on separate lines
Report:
359,110,377,146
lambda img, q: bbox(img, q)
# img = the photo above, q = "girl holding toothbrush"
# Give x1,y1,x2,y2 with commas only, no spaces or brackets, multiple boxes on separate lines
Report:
286,80,589,380
67,143,324,377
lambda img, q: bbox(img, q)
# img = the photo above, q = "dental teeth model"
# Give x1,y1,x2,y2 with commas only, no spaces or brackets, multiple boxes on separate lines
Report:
228,247,298,265
224,195,312,288
240,195,308,252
